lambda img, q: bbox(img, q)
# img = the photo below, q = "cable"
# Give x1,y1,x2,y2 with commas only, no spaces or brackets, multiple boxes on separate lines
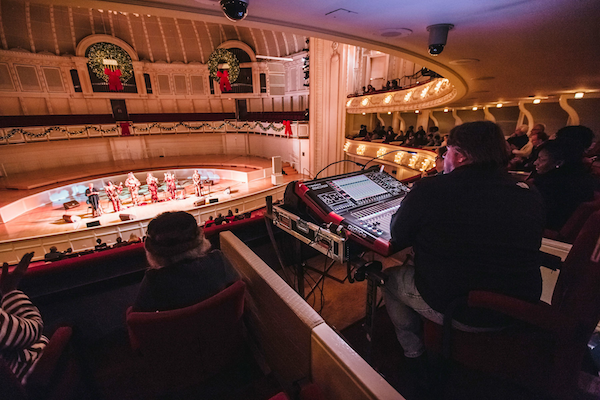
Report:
362,149,416,170
314,159,365,179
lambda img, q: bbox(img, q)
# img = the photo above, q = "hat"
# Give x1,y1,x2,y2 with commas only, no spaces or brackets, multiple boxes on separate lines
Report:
145,212,201,258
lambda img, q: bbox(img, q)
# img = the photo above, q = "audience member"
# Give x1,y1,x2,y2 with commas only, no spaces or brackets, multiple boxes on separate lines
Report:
529,137,598,231
44,246,62,262
112,237,128,248
507,125,529,151
95,238,108,251
385,81,391,90
383,127,396,143
434,146,447,174
394,130,405,143
366,84,375,93
128,234,141,244
555,125,595,162
414,126,427,147
1,252,49,384
517,128,549,172
356,125,368,138
433,134,443,146
385,121,544,373
132,211,239,312
392,80,400,89
214,213,226,225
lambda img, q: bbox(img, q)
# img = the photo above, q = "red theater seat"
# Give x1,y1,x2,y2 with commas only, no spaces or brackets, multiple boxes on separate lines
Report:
424,209,600,399
0,326,82,400
125,280,247,393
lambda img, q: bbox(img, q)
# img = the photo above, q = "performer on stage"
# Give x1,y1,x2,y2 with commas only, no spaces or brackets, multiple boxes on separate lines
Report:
125,172,141,206
104,181,123,212
164,172,177,200
192,170,203,197
146,172,159,203
85,183,103,217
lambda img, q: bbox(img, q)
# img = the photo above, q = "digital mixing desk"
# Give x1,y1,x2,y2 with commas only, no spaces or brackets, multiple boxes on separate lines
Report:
289,166,410,256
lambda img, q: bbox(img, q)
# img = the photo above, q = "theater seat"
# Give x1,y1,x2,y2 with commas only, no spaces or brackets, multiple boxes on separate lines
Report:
423,209,600,399
0,326,81,400
544,192,600,244
125,280,246,393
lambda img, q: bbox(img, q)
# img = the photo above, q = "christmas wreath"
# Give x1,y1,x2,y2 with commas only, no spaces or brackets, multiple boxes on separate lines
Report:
208,48,240,84
86,42,134,83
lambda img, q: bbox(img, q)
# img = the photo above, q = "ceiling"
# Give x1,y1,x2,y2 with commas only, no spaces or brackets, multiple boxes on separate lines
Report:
10,0,600,108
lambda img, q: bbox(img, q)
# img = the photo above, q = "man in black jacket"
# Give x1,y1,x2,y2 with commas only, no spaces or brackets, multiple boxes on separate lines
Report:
384,121,544,361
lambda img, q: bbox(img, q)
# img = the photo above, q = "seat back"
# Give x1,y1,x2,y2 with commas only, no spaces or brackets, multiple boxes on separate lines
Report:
125,280,246,390
553,209,600,333
557,196,600,243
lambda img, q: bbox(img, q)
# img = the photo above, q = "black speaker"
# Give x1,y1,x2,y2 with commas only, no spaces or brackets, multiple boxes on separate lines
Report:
143,73,153,94
70,69,82,92
86,221,101,228
111,99,129,121
62,214,81,223
209,198,219,204
119,213,135,221
63,200,79,210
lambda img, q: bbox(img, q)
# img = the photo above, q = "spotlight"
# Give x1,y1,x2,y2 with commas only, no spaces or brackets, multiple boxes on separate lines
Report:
574,92,584,99
426,24,454,56
496,103,503,108
533,99,541,104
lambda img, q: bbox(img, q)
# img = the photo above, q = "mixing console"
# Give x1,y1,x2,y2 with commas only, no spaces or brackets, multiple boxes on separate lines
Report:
291,166,410,256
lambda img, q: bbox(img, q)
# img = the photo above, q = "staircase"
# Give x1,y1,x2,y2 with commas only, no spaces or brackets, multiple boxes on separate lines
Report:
282,162,297,176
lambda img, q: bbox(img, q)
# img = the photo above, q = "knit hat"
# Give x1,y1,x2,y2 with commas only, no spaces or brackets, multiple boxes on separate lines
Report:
145,212,201,258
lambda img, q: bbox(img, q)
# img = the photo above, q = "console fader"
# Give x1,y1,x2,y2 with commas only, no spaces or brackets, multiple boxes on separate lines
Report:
291,166,410,256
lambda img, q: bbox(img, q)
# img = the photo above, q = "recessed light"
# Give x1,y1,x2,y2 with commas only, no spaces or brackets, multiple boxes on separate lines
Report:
449,58,479,65
472,106,478,111
378,28,413,38
533,99,541,104
388,112,391,114
443,108,449,112
415,110,420,114
574,92,584,99
496,103,503,108
362,113,366,115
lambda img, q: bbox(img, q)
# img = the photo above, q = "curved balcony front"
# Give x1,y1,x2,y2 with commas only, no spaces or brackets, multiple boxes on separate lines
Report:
346,78,456,114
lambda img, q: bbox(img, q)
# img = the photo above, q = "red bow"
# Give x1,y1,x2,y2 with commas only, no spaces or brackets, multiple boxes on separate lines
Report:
283,120,292,137
104,68,123,91
216,70,232,92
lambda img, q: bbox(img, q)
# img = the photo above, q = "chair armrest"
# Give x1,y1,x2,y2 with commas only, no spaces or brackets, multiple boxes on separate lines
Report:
468,291,578,339
27,326,73,388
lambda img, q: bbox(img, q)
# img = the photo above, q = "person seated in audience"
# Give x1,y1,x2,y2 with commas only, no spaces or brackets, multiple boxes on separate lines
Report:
383,127,396,143
515,127,549,172
361,86,366,95
204,215,215,228
44,246,62,262
555,125,595,162
391,79,400,89
385,121,544,377
507,124,530,152
214,213,227,225
128,234,141,244
385,81,391,90
366,84,375,93
433,134,443,146
425,133,435,146
1,252,49,384
509,124,545,169
529,135,599,231
112,237,128,248
94,238,108,251
132,211,239,312
356,124,368,138
414,126,427,147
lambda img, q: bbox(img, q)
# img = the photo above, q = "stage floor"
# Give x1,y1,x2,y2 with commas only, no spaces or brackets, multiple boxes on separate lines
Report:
0,155,305,242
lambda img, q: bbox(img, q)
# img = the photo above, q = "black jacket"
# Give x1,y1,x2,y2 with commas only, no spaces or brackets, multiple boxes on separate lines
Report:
390,164,545,326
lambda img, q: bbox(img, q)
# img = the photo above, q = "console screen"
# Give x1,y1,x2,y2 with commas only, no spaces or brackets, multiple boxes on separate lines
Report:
330,175,387,202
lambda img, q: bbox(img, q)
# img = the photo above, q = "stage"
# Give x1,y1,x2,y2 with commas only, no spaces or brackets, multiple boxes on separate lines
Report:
0,155,305,262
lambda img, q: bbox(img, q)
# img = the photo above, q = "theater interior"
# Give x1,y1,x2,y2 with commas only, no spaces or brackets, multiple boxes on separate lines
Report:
1,0,600,399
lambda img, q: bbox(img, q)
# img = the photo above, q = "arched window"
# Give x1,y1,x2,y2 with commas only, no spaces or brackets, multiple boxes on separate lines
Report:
228,48,253,93
85,42,138,93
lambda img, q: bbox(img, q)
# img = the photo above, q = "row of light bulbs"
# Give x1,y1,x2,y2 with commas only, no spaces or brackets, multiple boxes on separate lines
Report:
360,92,587,116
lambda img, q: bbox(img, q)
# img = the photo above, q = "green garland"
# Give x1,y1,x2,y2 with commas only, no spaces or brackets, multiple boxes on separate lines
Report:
87,42,134,83
207,49,240,84
0,121,296,141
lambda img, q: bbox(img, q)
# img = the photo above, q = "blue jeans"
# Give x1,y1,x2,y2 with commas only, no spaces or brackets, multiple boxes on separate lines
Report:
384,264,496,358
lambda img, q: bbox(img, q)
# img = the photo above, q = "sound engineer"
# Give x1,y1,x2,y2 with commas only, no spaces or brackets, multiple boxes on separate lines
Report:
383,121,545,376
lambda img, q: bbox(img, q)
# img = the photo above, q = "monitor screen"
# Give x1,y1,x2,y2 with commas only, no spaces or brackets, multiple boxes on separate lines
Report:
330,175,387,202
